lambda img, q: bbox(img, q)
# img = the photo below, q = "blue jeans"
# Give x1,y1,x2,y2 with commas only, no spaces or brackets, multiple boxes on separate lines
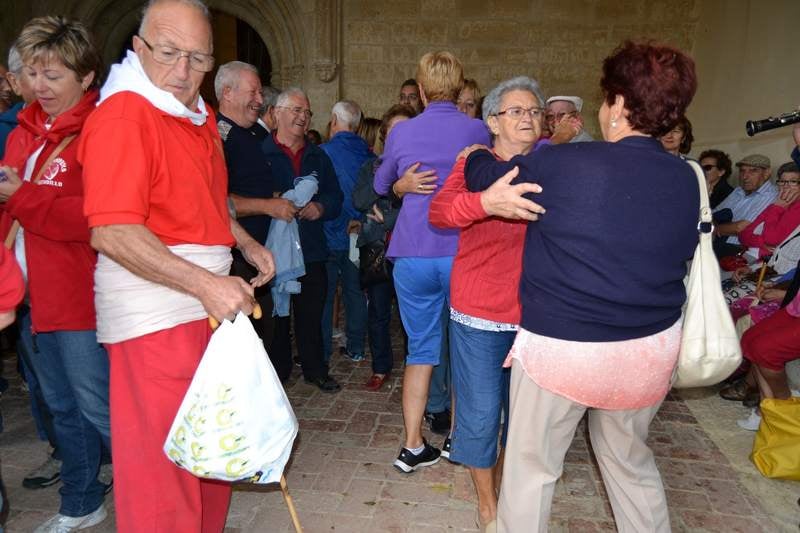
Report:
427,303,451,414
28,328,111,517
322,249,368,362
16,308,57,446
449,319,512,468
392,256,453,366
366,280,394,374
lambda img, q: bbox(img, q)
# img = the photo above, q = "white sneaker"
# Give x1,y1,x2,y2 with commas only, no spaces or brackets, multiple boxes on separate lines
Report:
737,408,762,431
34,504,107,533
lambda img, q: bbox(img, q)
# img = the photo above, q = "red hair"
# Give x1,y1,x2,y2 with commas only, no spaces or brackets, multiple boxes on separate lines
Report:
601,41,697,137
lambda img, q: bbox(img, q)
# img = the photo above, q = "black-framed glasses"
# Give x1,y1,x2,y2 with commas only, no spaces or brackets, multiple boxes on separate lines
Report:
777,179,800,186
701,164,717,172
276,105,313,119
138,35,215,72
496,106,544,120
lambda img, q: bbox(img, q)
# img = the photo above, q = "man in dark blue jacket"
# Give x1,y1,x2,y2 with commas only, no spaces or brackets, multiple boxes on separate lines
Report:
216,61,296,362
262,88,344,391
320,100,371,366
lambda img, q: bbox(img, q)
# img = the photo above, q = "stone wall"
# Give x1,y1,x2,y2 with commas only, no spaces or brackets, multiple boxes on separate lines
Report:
1,0,799,167
341,0,700,137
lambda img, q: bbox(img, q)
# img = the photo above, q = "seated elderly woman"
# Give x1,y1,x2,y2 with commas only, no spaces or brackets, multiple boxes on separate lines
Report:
736,286,800,431
430,76,556,533
659,114,693,158
722,163,800,311
739,162,800,258
700,149,734,208
464,41,698,532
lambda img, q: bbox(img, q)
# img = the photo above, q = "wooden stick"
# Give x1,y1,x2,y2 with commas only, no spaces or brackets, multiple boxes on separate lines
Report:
280,474,303,533
751,261,769,305
754,261,769,293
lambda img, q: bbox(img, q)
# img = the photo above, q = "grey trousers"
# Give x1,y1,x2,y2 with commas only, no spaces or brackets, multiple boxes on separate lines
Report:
497,362,670,533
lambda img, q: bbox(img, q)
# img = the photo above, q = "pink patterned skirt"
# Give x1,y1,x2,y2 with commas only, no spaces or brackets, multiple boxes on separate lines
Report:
506,319,682,410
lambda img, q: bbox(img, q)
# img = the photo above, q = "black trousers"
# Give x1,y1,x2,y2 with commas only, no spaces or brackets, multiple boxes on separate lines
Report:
230,252,275,351
270,261,328,382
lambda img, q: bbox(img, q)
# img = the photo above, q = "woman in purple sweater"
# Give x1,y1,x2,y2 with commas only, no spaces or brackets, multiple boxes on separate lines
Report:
465,42,699,532
374,51,490,473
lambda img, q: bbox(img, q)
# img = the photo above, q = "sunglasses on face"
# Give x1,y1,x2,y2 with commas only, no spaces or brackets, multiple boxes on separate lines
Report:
701,164,717,172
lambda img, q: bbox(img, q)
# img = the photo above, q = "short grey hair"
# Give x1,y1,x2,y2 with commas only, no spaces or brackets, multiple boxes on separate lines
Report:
214,60,258,100
139,0,210,36
482,76,546,122
331,100,362,131
7,45,22,74
275,87,309,109
260,85,280,113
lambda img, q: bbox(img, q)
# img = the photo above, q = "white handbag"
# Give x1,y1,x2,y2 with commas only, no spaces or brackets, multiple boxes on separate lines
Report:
673,160,743,388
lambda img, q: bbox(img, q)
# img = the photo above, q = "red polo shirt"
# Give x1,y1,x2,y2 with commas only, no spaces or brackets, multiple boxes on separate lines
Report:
272,132,305,176
79,92,234,247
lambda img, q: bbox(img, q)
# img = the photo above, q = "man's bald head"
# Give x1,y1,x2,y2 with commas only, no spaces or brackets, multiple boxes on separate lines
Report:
139,0,210,37
133,0,213,108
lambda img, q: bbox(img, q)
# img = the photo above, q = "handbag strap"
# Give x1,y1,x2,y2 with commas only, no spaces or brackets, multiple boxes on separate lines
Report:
686,160,713,234
4,134,77,249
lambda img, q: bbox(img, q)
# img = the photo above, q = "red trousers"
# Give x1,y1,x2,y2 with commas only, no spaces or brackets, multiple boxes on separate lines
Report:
108,319,231,532
741,307,800,372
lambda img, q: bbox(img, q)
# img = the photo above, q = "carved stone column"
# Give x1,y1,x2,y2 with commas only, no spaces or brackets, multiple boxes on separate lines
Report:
312,0,341,83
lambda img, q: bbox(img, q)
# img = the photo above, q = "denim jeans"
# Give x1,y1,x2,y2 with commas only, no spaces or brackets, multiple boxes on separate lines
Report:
322,249,368,362
449,319,513,467
366,280,394,374
16,308,58,449
28,328,110,517
427,303,451,414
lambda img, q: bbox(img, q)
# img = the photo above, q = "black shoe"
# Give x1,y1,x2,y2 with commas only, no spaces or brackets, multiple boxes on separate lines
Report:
305,375,341,393
425,409,451,435
22,456,61,489
441,435,461,465
393,439,441,473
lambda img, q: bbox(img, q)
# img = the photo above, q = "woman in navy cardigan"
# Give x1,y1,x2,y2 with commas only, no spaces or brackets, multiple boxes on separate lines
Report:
465,41,699,532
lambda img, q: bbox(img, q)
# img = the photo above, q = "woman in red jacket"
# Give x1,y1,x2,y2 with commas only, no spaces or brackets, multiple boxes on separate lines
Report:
739,161,800,258
0,16,110,532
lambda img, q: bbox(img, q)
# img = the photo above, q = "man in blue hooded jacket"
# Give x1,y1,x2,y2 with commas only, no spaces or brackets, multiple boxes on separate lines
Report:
320,100,372,365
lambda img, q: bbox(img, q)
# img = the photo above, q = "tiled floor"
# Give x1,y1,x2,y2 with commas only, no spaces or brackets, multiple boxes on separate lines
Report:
1,339,797,532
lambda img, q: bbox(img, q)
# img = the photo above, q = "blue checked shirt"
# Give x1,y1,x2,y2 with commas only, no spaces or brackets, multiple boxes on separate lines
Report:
713,179,778,246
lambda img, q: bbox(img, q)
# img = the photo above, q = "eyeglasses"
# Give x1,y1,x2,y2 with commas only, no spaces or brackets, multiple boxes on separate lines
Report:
496,106,544,120
777,179,800,186
276,105,313,119
701,164,717,172
138,36,215,72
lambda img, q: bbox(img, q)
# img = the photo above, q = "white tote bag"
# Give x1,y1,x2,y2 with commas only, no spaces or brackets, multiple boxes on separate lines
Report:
164,312,298,483
674,160,742,388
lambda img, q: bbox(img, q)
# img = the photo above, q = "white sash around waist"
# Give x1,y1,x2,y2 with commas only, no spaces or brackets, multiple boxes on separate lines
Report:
95,244,232,344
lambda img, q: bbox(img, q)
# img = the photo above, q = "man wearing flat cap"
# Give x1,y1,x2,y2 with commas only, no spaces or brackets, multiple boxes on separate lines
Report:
713,153,778,257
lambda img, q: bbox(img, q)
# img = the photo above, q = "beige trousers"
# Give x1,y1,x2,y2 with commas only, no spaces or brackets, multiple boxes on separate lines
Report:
497,362,670,533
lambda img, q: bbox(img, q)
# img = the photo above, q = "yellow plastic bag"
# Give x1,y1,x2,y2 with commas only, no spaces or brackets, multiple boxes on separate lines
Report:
750,397,800,480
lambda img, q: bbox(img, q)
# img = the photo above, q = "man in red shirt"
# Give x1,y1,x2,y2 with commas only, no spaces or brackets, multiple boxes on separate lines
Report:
79,0,274,530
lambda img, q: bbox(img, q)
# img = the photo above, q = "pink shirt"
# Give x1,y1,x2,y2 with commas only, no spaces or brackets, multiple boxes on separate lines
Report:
507,320,682,410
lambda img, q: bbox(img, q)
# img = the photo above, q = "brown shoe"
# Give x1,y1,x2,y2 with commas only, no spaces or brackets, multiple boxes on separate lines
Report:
719,379,754,402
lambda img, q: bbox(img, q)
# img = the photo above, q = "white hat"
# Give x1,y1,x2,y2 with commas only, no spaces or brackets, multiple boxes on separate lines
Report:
546,96,583,112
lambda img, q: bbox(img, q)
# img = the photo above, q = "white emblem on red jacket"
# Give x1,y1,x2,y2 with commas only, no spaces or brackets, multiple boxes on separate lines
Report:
39,157,67,188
